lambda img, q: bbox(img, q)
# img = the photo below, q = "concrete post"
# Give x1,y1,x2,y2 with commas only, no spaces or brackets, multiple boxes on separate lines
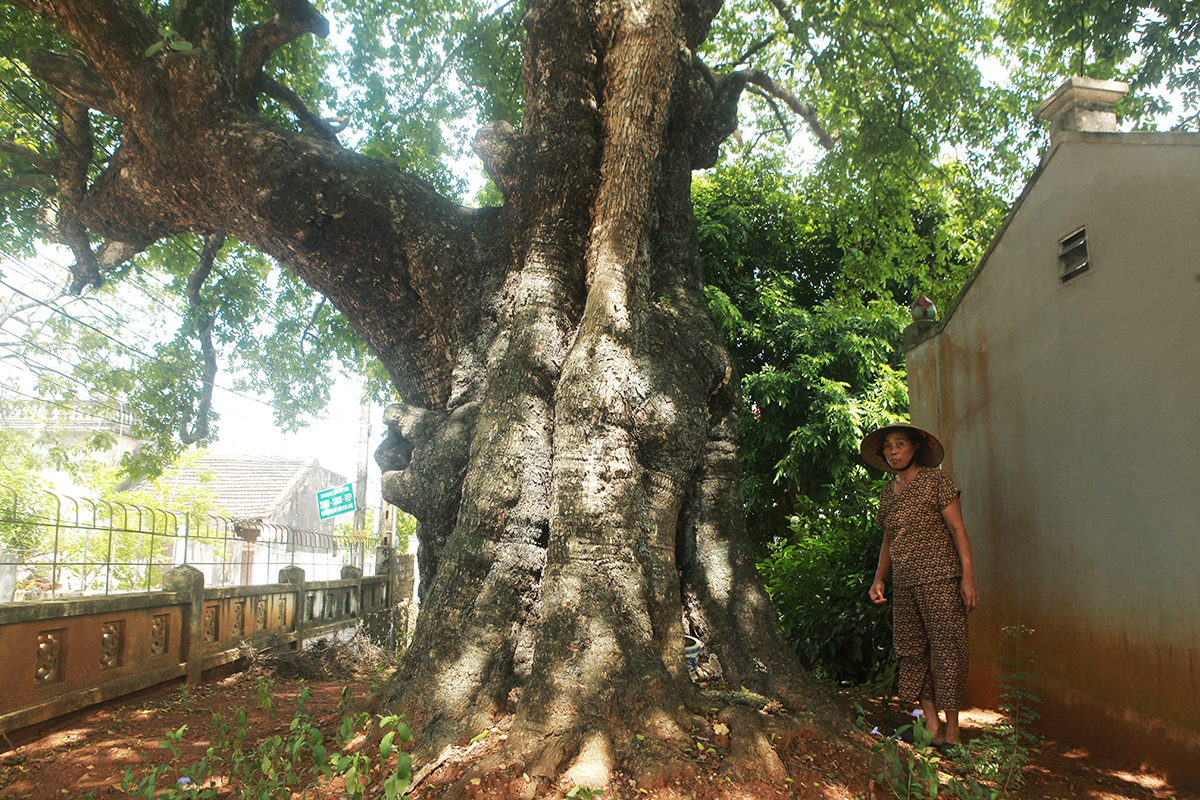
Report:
0,551,17,603
341,565,363,618
279,565,305,650
162,564,205,687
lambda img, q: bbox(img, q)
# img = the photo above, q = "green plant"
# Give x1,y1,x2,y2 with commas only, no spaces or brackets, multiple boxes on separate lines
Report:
121,687,413,799
169,686,195,713
253,676,276,716
758,478,894,685
144,25,193,58
370,662,391,693
870,714,942,799
121,723,219,800
952,625,1042,793
337,685,357,717
566,787,604,799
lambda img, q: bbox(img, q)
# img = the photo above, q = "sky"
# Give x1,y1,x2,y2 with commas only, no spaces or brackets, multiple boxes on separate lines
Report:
206,371,383,503
0,247,386,514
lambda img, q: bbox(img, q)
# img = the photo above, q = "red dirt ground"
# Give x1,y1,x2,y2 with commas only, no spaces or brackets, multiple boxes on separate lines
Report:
1,674,1195,800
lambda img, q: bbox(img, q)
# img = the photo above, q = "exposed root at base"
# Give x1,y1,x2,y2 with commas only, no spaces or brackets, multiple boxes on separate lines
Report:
406,702,871,800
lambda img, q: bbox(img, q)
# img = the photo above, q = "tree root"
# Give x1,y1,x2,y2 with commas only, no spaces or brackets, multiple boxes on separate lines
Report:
402,691,875,800
716,706,789,783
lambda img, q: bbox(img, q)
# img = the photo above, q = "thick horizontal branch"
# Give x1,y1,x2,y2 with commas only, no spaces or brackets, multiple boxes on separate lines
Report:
0,139,56,174
24,49,118,116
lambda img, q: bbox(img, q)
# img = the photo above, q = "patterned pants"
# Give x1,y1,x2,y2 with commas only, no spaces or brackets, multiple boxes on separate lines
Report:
893,579,969,710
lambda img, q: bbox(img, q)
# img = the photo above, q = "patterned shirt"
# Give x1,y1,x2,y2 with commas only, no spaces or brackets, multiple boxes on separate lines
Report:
877,467,962,589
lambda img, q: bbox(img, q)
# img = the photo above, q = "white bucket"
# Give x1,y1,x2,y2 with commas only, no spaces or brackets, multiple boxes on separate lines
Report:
683,635,703,681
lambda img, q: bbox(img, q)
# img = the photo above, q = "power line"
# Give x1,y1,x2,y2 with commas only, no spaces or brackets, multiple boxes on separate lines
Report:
0,323,86,367
0,250,348,419
0,258,152,339
1,246,186,324
0,277,318,416
0,277,158,362
0,382,128,423
0,65,110,174
0,341,129,409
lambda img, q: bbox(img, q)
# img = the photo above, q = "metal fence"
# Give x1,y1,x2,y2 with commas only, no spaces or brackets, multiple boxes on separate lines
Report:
0,486,354,600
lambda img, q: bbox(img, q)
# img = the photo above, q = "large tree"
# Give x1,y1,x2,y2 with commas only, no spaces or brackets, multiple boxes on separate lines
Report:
2,0,844,789
1,0,1195,794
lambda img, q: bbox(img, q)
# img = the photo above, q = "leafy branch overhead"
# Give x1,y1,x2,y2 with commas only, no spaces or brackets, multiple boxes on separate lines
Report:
0,0,1195,478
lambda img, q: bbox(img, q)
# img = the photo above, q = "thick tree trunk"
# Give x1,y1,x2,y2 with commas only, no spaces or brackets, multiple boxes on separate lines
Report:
10,0,849,791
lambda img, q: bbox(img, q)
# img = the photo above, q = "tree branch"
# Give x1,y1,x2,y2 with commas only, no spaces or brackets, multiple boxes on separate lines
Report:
764,0,804,39
740,70,835,150
746,86,792,141
179,232,224,445
23,49,118,117
731,34,777,69
0,174,54,194
472,121,521,198
298,296,326,356
257,75,341,143
0,138,57,174
18,0,162,130
49,93,108,294
237,0,329,97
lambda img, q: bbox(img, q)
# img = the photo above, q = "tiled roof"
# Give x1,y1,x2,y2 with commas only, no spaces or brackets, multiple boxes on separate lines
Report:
155,454,347,519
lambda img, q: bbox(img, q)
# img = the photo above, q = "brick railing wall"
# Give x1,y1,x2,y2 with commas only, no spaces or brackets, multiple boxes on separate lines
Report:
0,557,414,735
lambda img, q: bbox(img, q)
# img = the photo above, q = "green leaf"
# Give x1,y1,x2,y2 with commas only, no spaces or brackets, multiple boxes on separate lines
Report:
380,730,396,759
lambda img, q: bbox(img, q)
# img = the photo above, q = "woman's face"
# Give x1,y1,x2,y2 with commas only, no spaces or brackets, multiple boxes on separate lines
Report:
882,431,917,471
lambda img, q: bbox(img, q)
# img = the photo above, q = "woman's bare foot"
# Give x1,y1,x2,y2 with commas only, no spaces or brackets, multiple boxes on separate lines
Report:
920,701,944,746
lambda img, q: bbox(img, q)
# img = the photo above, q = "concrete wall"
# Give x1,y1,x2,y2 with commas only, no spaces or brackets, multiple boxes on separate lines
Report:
905,131,1200,784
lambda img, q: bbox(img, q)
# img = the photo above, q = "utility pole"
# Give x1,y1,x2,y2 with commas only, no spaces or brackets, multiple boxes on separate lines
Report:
352,392,370,568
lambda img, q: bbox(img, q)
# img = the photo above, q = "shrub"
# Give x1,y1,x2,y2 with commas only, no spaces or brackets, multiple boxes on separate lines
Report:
758,478,892,685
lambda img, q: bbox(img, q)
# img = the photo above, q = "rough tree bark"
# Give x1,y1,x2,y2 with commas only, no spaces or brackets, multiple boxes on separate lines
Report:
9,0,851,791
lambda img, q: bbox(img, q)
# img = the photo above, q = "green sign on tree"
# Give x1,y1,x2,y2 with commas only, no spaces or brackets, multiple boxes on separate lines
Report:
316,483,356,520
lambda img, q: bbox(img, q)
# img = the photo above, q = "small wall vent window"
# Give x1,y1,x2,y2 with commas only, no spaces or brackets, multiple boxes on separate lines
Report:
1058,227,1089,282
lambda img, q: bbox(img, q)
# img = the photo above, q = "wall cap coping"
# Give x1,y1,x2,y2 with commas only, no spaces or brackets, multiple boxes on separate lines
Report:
1035,76,1129,123
304,578,365,591
0,592,185,624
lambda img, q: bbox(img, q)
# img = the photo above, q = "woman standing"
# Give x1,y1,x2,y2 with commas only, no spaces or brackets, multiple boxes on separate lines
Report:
862,424,979,753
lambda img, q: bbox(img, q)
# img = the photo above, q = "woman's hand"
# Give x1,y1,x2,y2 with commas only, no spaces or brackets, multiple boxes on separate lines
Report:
961,574,979,612
869,578,888,604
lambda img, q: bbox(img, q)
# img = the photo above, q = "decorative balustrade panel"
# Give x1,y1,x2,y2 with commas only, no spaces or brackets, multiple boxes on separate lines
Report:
0,567,407,736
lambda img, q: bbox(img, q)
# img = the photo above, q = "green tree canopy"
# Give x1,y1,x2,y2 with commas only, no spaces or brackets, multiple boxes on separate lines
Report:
1,0,1195,480
695,158,978,549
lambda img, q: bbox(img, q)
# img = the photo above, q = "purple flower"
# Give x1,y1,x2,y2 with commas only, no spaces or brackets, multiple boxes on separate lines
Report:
178,778,191,786
870,726,881,736
911,709,924,718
